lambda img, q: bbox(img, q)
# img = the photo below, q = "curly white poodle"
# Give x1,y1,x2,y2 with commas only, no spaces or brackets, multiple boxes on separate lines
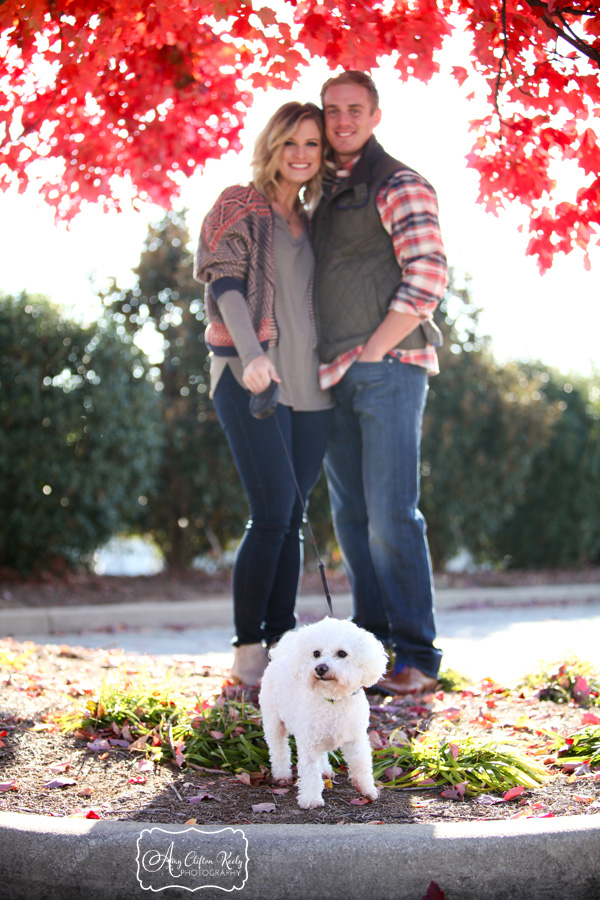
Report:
258,617,388,809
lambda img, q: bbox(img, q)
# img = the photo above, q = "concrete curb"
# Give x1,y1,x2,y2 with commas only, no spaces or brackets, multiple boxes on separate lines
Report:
2,583,600,637
1,812,599,899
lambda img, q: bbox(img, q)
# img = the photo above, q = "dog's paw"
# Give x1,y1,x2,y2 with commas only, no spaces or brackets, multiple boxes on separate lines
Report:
297,795,325,809
271,770,293,784
353,781,379,801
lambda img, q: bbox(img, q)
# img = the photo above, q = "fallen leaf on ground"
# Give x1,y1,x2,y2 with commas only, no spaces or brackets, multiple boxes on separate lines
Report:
188,793,217,803
502,786,525,801
0,780,19,792
252,803,276,813
441,782,467,800
581,712,600,726
47,761,71,774
350,797,372,806
45,777,77,789
87,739,111,752
422,881,445,900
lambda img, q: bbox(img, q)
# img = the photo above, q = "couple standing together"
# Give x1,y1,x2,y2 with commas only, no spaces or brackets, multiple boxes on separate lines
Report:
195,70,448,696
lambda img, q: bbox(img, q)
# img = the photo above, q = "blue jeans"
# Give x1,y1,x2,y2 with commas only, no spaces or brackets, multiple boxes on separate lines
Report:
213,367,331,646
325,358,441,678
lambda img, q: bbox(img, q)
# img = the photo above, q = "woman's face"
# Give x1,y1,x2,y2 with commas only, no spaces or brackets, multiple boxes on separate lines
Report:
276,118,322,190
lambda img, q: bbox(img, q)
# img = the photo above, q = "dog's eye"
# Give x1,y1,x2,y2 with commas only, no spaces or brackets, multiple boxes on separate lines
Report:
313,651,321,659
337,650,347,658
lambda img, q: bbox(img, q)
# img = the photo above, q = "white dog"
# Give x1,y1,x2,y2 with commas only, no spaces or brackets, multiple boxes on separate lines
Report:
258,617,388,809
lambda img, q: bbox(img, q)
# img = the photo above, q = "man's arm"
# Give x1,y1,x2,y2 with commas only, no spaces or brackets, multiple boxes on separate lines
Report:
360,170,447,362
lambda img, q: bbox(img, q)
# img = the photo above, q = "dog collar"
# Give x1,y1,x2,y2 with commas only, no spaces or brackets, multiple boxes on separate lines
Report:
324,688,362,704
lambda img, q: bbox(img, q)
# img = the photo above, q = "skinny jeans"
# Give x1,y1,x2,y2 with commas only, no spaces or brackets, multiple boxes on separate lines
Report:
213,366,331,646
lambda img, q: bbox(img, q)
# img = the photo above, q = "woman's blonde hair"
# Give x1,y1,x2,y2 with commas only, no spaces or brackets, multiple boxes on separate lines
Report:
251,102,324,211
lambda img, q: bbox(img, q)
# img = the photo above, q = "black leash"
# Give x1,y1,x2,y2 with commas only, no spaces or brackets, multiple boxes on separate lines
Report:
249,381,334,616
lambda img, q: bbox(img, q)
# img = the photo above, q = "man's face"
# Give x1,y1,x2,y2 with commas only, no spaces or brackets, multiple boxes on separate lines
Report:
322,83,382,165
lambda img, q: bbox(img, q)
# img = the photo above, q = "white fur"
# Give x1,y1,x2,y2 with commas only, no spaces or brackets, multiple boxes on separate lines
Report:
258,617,388,809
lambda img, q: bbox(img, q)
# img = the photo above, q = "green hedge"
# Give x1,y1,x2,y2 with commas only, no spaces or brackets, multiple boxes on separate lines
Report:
0,293,164,573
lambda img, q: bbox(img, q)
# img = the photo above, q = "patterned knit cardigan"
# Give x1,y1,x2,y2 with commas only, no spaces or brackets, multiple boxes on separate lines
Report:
194,184,279,356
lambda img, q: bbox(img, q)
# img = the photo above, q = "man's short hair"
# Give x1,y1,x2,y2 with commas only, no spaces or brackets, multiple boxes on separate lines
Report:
320,71,379,111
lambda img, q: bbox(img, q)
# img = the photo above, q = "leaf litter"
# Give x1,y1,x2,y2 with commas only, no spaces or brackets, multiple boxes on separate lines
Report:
1,638,600,825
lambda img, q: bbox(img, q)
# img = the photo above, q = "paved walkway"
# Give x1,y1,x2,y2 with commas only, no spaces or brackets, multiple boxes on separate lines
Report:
3,583,600,684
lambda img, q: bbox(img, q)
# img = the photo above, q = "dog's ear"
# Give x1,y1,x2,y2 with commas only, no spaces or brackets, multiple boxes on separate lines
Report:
267,629,297,662
268,629,306,681
359,633,389,688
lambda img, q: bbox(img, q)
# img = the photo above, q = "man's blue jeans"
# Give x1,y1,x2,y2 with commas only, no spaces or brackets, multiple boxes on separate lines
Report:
325,357,441,678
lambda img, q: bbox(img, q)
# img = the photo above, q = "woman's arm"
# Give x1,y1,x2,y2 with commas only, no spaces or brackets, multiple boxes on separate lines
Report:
218,290,280,393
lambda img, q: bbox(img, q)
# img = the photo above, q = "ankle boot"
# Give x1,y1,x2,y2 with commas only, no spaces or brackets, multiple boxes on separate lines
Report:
229,643,268,685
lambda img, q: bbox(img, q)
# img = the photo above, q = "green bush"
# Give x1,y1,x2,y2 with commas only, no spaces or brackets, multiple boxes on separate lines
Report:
497,368,600,567
0,293,164,573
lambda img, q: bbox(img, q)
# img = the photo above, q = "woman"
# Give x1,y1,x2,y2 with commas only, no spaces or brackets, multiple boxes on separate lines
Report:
195,102,333,686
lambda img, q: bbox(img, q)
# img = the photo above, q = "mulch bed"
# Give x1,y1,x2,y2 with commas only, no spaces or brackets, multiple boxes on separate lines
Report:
1,637,599,826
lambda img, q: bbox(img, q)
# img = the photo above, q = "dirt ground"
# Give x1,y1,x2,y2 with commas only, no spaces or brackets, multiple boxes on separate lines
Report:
1,635,599,827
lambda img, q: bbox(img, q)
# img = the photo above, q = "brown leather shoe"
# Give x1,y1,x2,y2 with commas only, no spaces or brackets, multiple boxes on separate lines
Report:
377,665,437,695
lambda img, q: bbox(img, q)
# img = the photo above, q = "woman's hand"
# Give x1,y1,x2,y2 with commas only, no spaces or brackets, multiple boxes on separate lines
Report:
242,355,281,394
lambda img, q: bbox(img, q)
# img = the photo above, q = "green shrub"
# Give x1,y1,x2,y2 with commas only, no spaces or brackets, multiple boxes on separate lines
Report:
497,368,600,567
0,293,164,573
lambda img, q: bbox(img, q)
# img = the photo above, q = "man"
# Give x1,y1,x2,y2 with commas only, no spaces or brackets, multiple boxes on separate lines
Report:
312,71,448,694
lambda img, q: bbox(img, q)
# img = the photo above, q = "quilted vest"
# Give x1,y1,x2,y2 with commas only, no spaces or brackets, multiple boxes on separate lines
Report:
312,136,428,363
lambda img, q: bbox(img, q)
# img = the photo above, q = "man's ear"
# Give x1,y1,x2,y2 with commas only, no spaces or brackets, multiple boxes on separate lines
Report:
373,107,382,128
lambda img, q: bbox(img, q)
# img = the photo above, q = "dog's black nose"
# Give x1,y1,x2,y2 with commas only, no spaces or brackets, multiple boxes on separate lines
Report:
315,663,329,678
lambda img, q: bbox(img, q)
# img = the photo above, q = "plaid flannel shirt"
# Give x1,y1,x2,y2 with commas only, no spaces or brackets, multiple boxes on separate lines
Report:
318,160,448,389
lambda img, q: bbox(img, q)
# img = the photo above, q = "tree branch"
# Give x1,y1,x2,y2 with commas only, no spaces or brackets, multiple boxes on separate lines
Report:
525,0,600,65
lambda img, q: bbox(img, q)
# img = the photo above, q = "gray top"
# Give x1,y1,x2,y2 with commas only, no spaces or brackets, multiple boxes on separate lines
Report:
210,212,332,411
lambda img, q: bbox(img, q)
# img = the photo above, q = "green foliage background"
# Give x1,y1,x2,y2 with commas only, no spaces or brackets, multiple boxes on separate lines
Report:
2,213,599,575
0,293,163,573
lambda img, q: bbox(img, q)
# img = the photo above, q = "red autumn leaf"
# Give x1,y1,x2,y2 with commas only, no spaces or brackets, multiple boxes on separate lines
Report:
502,786,525,802
422,881,446,900
581,713,600,726
440,782,467,801
85,810,102,819
188,793,217,803
127,775,147,785
209,731,225,740
350,797,372,806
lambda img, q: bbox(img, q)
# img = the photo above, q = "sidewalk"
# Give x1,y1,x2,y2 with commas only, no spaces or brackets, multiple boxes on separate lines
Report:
1,584,600,899
2,582,600,683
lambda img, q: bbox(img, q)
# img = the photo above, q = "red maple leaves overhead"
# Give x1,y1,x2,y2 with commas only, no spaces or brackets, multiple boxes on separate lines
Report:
1,0,599,270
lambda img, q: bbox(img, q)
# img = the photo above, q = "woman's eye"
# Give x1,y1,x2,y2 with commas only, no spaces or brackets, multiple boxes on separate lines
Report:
313,650,321,658
337,650,347,658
